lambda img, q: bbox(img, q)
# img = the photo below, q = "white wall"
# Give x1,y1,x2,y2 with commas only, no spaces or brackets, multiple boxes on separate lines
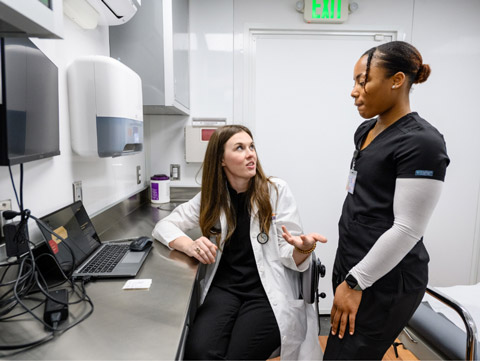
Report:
0,16,147,243
2,0,477,306
148,0,234,186
147,0,480,311
409,0,480,287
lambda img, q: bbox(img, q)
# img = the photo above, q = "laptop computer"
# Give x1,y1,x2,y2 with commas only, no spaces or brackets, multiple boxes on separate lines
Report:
37,201,152,279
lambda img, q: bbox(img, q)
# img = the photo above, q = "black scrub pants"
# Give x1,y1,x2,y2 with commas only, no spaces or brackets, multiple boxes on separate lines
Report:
184,285,281,360
323,279,425,361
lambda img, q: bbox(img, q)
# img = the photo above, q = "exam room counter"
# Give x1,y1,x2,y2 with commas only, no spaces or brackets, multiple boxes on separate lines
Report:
3,187,202,360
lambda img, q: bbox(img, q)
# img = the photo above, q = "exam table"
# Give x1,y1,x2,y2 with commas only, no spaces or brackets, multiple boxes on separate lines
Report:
398,285,479,360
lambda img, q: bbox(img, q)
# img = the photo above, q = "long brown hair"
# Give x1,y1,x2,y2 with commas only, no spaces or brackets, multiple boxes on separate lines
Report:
199,125,275,243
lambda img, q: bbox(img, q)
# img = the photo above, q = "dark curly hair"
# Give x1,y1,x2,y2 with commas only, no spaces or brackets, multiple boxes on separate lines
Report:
362,41,431,90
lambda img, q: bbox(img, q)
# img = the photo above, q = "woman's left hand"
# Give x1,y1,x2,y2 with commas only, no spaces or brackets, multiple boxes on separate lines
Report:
281,225,327,251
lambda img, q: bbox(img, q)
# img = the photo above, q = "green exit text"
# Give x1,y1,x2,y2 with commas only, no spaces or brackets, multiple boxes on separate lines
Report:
311,0,343,19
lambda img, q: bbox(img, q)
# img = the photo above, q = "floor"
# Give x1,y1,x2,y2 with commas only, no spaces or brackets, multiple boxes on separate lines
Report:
270,316,419,361
319,315,331,336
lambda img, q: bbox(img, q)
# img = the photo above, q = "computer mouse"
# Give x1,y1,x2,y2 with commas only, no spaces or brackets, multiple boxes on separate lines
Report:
129,236,153,252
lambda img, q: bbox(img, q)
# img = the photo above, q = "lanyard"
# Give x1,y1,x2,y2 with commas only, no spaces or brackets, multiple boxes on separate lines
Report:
351,149,359,171
347,149,359,195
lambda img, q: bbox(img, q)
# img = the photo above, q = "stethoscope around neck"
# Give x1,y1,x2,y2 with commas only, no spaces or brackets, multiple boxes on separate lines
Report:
225,180,270,245
257,231,269,244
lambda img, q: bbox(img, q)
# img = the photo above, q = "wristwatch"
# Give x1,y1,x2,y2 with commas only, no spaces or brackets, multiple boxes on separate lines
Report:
345,273,363,291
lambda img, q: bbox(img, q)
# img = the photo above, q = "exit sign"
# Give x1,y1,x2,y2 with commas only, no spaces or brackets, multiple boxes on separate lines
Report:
304,0,349,23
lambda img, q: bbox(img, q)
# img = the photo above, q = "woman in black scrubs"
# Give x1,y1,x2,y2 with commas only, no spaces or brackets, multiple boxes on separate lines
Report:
323,41,450,360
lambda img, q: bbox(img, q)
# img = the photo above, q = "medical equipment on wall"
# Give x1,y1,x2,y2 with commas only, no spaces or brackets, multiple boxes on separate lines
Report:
184,118,225,163
67,55,144,158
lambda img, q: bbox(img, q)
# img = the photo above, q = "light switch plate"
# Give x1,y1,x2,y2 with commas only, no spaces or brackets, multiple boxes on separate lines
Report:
73,181,83,202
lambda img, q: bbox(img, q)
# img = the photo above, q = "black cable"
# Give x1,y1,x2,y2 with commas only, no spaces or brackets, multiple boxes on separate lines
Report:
0,215,78,315
30,215,78,277
0,297,45,321
0,334,55,352
19,164,24,213
0,251,95,352
1,266,94,346
3,211,79,276
12,252,52,330
7,165,20,210
0,251,35,317
0,163,95,353
0,262,15,283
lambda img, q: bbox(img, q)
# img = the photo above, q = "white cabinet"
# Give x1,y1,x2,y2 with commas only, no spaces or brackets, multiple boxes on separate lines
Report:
0,0,63,39
109,0,190,115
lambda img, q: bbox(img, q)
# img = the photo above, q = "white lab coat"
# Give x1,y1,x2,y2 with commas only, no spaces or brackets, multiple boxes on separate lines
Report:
152,178,322,361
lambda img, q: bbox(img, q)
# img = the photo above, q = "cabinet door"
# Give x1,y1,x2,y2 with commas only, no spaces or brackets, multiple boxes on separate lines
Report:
172,0,190,110
109,0,166,107
110,0,189,115
0,0,63,38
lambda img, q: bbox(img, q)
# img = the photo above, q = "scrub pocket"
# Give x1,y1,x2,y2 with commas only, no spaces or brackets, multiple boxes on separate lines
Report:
355,214,393,230
341,214,393,266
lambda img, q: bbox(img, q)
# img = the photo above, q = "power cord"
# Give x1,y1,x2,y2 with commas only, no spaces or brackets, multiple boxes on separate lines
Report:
0,163,94,354
43,289,68,329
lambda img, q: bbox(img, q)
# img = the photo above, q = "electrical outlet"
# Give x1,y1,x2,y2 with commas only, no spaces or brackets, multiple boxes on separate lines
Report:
170,164,181,181
136,165,141,185
73,181,83,202
0,200,11,212
0,199,12,238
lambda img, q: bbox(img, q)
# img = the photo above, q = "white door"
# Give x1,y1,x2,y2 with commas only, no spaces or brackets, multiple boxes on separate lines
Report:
247,29,396,312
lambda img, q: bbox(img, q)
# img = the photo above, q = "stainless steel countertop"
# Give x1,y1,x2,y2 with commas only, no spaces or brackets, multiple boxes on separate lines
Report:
0,196,201,360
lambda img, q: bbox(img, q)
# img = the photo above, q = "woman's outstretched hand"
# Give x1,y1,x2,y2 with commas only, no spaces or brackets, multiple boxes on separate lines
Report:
281,225,327,251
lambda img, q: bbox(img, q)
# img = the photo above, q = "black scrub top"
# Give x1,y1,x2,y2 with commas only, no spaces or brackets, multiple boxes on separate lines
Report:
335,112,450,291
211,184,266,299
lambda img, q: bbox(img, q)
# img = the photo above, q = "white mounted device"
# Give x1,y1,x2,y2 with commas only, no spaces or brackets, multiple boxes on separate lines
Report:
67,55,143,158
86,0,140,26
64,0,139,29
185,119,226,163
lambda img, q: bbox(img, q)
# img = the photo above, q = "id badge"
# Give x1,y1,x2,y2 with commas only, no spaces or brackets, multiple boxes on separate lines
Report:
346,169,357,194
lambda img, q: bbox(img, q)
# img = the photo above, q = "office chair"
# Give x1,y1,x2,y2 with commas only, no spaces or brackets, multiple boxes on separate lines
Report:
268,255,327,359
301,255,327,335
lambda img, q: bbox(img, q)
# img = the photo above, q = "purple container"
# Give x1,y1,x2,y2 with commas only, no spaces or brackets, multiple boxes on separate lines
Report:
151,174,170,203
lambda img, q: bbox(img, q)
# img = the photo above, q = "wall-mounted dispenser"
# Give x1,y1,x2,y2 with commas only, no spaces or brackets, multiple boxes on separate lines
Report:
67,55,143,158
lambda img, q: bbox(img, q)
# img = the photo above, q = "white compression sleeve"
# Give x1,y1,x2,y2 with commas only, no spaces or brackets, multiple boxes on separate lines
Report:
349,178,444,290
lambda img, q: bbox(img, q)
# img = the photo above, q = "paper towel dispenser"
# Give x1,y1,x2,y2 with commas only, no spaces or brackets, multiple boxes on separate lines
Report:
67,55,143,158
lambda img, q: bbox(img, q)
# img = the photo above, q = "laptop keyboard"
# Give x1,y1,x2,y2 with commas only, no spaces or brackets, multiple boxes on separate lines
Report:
82,244,130,274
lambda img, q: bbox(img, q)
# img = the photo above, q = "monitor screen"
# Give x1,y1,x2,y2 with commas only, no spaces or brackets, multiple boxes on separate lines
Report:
0,37,60,166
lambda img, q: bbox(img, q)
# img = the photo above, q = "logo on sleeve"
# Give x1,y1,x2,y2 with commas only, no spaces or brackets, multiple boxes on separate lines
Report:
415,170,434,177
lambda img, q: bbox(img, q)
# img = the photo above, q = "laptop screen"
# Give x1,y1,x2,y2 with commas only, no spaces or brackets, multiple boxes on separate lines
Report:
39,201,101,272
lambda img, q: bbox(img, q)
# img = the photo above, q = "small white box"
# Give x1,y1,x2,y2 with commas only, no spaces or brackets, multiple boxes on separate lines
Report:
184,126,218,163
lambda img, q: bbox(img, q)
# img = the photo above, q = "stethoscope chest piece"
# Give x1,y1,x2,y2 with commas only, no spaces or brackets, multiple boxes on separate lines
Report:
257,232,269,244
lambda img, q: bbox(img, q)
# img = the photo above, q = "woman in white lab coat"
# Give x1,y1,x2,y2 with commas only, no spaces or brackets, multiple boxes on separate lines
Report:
152,125,326,360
